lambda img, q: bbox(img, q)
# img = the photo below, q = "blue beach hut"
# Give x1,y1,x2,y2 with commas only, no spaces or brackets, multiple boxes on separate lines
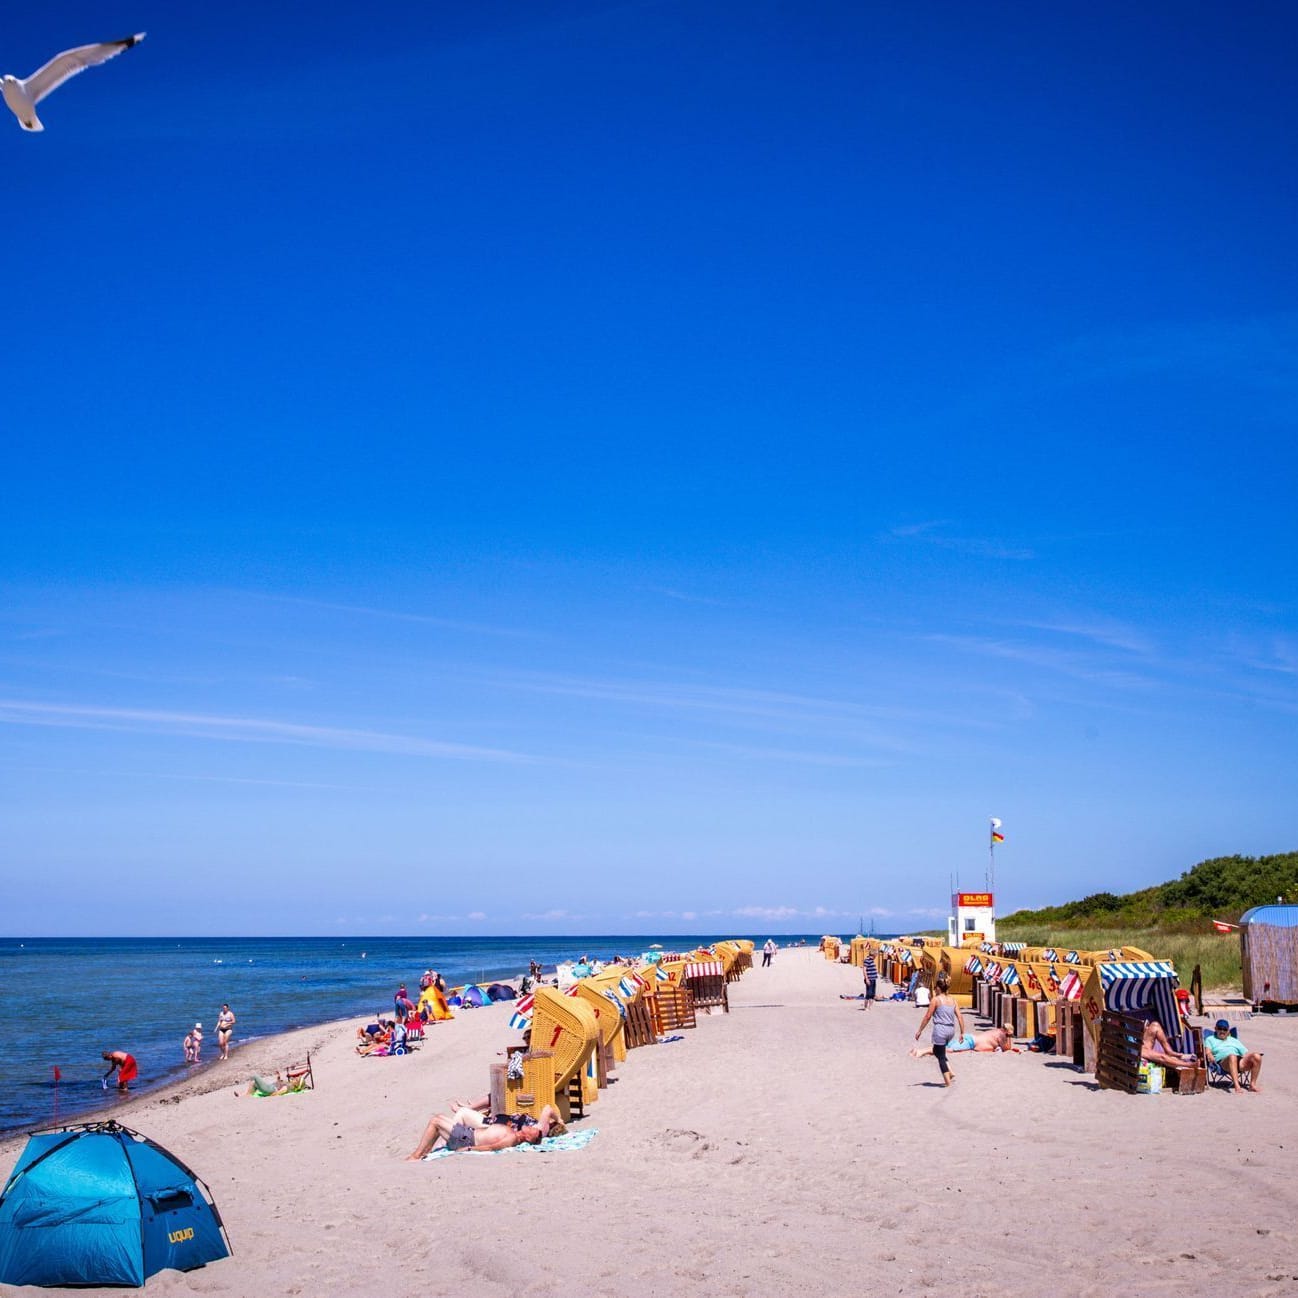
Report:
1240,904,1298,1007
0,1121,230,1288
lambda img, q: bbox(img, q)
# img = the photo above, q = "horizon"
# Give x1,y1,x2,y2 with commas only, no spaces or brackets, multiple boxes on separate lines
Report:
4,2,1296,936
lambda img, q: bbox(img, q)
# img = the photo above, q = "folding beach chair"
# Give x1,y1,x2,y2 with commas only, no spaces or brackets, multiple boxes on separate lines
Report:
1203,1025,1254,1090
285,1053,314,1090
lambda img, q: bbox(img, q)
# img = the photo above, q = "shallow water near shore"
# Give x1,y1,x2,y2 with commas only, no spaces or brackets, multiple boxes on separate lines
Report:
0,933,806,1133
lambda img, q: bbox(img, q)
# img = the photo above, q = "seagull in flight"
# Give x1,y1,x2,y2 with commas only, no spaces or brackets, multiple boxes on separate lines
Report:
3,33,145,132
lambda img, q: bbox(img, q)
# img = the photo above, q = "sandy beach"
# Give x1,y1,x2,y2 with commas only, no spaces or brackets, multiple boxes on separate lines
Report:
2,947,1295,1297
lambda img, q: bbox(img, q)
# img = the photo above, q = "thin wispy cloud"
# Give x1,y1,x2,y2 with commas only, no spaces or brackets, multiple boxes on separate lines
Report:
1055,312,1298,403
645,585,733,608
914,311,1298,438
235,590,537,640
732,904,854,920
926,634,1158,691
0,699,531,763
490,669,995,747
689,740,893,768
1002,617,1155,657
887,521,1034,561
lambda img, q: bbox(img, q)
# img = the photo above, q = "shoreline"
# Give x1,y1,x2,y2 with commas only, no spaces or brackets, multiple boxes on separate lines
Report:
5,970,537,1140
5,1012,363,1143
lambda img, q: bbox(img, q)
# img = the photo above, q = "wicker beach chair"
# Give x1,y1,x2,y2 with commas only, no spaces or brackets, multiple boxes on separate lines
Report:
571,979,624,1089
683,957,729,1014
493,987,599,1123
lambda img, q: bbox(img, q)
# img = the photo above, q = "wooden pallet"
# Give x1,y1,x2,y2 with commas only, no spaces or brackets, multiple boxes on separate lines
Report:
1096,1009,1144,1093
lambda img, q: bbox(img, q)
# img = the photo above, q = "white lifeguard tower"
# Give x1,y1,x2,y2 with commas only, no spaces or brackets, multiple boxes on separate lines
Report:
948,892,996,947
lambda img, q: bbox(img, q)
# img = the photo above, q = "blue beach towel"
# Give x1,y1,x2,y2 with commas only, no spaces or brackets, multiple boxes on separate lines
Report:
422,1128,598,1160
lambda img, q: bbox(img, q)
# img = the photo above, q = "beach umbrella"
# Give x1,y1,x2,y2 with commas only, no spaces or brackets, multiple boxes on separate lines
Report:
0,1120,230,1288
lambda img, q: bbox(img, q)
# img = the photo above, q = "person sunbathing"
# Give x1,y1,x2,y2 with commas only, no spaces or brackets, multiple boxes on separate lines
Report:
1140,1018,1198,1071
355,1023,395,1055
404,1103,564,1159
239,1071,286,1097
910,1025,1015,1057
444,1095,567,1135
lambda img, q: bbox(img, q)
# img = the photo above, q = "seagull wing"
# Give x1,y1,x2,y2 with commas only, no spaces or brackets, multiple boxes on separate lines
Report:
22,33,145,105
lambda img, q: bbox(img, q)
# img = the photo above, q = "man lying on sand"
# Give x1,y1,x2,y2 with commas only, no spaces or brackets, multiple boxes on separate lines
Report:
405,1103,564,1159
910,1026,1015,1057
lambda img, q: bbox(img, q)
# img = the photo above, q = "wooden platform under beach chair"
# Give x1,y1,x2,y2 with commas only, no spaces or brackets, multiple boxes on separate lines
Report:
491,987,599,1123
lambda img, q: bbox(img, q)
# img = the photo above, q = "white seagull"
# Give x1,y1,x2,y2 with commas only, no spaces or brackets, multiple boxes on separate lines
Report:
2,32,145,132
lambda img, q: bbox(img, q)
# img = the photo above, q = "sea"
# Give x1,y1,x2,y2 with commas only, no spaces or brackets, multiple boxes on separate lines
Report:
0,933,821,1135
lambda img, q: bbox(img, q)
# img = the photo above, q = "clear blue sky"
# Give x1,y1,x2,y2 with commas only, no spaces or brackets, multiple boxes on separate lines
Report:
4,2,1296,936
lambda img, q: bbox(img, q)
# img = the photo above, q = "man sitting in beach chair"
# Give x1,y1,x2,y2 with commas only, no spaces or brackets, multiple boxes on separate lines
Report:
404,1104,565,1158
1202,1019,1264,1093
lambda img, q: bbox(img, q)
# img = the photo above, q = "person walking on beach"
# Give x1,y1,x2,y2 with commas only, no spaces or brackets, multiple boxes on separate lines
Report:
216,1004,236,1060
183,1027,197,1063
190,1023,203,1062
911,974,964,1086
762,939,776,967
862,952,878,1009
102,1049,138,1092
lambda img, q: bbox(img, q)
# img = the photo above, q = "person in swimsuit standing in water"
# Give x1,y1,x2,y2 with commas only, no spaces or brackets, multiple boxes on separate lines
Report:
215,1004,236,1061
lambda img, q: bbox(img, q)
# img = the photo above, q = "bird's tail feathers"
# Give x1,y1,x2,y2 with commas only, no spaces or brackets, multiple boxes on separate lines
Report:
21,114,44,132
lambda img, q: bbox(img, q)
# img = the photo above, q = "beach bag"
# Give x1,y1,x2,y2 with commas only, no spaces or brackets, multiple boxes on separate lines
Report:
1137,1062,1164,1095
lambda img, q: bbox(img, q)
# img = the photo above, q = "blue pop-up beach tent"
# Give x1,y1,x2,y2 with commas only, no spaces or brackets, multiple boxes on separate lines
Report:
0,1121,230,1288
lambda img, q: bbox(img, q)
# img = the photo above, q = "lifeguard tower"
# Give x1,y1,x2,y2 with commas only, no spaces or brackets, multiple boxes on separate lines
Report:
948,892,996,947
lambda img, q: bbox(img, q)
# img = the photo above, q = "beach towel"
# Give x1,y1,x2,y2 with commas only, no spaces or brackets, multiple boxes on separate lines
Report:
422,1129,598,1160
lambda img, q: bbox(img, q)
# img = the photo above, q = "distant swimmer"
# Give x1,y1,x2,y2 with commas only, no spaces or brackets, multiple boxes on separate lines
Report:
102,1049,138,1092
2,33,145,133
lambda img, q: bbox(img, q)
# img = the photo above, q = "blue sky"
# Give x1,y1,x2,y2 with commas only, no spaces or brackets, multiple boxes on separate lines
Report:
3,2,1296,936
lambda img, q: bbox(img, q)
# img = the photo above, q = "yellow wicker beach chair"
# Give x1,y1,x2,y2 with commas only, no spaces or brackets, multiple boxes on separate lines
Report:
494,987,599,1122
572,977,626,1075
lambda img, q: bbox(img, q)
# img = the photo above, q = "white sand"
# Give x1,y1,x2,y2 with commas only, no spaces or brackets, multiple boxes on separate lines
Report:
2,948,1295,1297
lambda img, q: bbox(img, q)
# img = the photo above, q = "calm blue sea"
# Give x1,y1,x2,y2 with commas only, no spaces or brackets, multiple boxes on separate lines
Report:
0,933,819,1134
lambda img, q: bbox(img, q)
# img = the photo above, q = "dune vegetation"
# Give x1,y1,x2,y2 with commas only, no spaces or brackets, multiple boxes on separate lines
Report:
995,851,1298,992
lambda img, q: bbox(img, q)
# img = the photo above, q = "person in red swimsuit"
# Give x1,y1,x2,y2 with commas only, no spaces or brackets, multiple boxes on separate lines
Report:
102,1050,138,1091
